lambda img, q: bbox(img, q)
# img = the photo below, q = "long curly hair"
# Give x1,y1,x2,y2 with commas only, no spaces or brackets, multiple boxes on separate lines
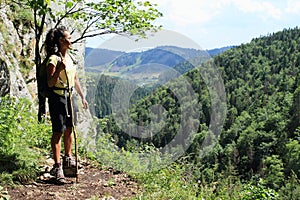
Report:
44,26,67,56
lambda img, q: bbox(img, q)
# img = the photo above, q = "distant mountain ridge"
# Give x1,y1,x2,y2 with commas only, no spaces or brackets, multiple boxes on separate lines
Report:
84,45,233,73
85,48,124,68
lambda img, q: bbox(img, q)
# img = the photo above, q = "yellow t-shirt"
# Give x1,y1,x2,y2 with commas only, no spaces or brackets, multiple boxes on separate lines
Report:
47,54,76,96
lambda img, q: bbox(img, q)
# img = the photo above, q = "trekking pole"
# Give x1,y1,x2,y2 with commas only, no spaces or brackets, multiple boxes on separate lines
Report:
59,52,79,183
69,98,79,183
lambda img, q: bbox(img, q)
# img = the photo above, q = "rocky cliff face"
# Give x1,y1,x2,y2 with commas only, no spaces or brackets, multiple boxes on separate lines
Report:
0,60,10,97
0,6,33,99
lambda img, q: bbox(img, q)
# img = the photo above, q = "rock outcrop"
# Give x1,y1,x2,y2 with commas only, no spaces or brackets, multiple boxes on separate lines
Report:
0,7,32,100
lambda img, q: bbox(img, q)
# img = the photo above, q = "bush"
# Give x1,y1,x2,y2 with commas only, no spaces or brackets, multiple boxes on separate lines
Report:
0,96,52,184
133,162,199,200
240,179,279,200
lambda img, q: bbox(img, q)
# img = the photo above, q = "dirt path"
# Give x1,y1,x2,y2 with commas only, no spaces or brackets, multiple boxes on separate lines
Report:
5,160,140,200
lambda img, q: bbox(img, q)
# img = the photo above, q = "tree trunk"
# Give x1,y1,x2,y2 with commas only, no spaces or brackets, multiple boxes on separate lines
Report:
38,92,46,122
36,54,46,122
34,11,46,122
35,31,45,122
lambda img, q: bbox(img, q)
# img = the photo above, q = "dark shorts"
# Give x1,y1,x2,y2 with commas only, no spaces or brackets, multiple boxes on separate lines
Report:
48,92,73,133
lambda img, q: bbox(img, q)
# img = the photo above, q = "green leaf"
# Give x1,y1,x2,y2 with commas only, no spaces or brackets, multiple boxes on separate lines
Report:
66,1,73,8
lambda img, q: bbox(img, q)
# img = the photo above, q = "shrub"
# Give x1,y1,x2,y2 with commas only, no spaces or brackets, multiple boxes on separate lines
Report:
0,96,51,184
240,179,279,200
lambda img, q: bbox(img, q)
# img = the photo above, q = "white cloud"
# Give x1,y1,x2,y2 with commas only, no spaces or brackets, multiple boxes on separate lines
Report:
232,0,282,19
151,0,283,27
285,0,300,14
151,0,230,26
168,0,224,25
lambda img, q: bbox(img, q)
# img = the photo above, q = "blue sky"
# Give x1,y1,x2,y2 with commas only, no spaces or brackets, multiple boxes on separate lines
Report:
86,0,300,50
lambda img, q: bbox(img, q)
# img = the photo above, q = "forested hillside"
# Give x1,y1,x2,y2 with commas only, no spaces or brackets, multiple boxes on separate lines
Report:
86,46,230,119
94,27,300,199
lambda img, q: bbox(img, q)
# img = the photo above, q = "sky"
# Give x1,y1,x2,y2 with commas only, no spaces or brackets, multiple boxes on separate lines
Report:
86,0,300,51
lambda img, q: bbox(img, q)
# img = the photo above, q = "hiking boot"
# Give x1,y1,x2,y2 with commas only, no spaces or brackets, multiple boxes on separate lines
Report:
63,156,78,177
50,164,66,184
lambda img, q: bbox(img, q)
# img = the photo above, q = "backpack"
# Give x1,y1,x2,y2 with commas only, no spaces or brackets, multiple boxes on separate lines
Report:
38,54,61,98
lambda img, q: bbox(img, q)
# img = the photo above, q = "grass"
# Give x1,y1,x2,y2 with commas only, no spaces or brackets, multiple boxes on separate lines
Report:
0,97,52,185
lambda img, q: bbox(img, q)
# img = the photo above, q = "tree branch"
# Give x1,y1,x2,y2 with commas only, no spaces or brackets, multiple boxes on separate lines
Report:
54,2,88,28
72,30,123,44
80,15,102,38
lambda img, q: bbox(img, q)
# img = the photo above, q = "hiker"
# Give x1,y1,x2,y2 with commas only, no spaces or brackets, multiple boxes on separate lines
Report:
44,26,88,182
